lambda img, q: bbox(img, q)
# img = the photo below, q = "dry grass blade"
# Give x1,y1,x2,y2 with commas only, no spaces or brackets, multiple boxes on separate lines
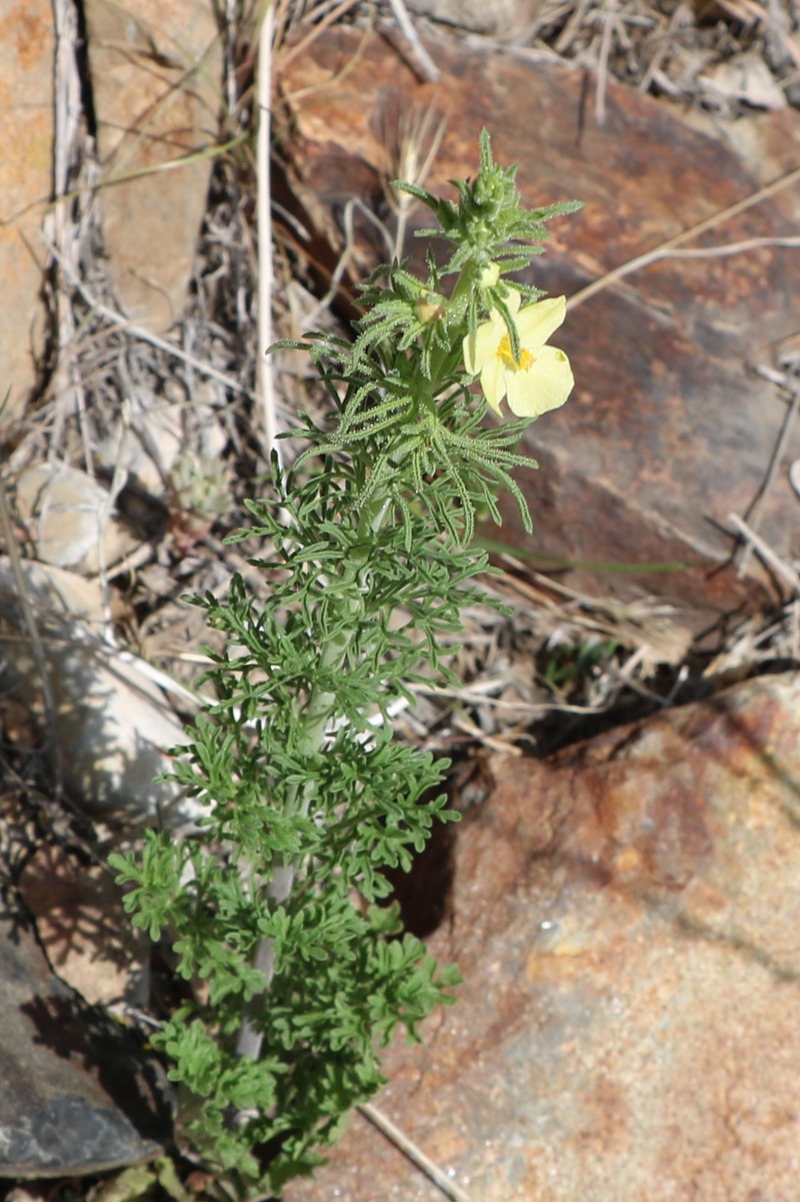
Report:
358,1102,478,1202
48,0,94,470
257,2,280,463
555,0,595,54
732,0,800,69
384,0,441,81
277,0,363,70
736,370,800,575
728,511,800,593
595,0,617,124
567,163,800,310
384,104,446,258
49,247,261,403
639,0,692,91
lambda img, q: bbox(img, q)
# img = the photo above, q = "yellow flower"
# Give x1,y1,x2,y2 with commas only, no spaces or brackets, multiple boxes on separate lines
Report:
463,289,574,418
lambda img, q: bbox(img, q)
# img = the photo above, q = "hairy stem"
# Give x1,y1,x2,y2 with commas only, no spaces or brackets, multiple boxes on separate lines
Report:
234,495,391,1065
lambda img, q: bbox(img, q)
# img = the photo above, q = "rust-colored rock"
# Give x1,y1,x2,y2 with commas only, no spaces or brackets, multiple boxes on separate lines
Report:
83,0,222,331
276,26,800,625
0,0,53,429
286,672,800,1201
17,843,144,1007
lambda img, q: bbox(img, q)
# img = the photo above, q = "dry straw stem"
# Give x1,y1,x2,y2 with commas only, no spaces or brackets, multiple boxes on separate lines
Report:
704,598,800,676
257,2,279,462
358,1101,477,1202
727,511,800,594
383,0,441,82
273,13,373,110
276,0,363,72
384,105,446,258
48,0,94,470
718,0,800,69
735,369,800,576
594,0,617,125
49,247,262,404
638,0,693,93
0,134,249,236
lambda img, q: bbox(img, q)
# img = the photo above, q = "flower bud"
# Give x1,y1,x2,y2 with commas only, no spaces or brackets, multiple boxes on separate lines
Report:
416,292,445,324
479,262,500,288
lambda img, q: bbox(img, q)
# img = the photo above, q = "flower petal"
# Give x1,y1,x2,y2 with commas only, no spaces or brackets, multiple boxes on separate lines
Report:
464,310,504,374
515,296,567,349
504,345,574,417
480,357,507,414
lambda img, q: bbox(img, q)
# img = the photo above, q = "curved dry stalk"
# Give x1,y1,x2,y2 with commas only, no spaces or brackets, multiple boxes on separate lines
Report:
359,1101,477,1202
567,163,800,311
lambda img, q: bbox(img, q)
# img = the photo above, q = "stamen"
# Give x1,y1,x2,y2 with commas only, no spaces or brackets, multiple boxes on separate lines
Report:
498,334,535,372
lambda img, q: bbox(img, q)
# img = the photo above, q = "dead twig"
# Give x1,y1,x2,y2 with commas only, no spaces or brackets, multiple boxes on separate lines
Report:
595,0,616,125
358,1101,477,1202
257,2,280,464
568,164,800,311
737,370,800,576
384,0,441,81
277,0,363,71
48,245,263,404
727,511,800,594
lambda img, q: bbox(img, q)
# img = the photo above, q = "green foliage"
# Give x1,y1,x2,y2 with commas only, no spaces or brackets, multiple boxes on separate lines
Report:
111,131,577,1197
395,128,580,283
542,637,621,690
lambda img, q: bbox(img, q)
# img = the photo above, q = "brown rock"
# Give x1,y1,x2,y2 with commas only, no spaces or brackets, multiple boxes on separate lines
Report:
17,843,144,1007
0,1,53,429
286,672,800,1201
276,26,800,624
83,0,222,331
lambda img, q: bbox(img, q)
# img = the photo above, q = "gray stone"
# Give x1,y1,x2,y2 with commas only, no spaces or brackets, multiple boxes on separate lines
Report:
0,901,171,1178
405,0,544,36
0,558,197,826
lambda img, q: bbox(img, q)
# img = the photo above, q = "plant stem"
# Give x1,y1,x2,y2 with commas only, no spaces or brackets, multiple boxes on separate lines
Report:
234,494,391,1064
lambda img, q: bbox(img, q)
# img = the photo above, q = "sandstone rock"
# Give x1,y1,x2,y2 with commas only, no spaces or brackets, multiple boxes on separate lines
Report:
83,0,223,331
17,843,145,1007
286,672,800,1201
0,1,53,429
15,463,139,571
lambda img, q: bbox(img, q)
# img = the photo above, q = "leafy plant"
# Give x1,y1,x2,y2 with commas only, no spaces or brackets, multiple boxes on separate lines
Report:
543,637,621,691
110,131,578,1197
